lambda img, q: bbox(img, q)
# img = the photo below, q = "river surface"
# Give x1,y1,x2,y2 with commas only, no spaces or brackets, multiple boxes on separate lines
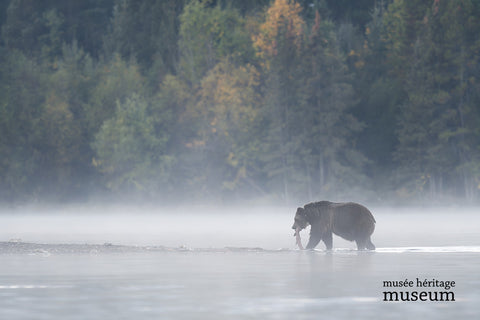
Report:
0,206,479,319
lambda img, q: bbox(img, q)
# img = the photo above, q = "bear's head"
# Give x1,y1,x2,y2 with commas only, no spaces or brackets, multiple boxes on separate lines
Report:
291,207,309,234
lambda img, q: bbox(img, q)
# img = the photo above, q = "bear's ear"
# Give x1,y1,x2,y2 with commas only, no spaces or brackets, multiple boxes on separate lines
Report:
296,207,305,215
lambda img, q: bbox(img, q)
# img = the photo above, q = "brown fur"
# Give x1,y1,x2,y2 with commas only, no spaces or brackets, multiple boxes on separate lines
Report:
291,201,376,250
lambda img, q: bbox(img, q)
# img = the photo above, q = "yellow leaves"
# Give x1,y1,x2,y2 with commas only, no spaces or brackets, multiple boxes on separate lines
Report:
92,157,100,168
347,49,365,69
196,60,260,138
92,157,114,174
354,60,365,69
223,152,247,191
210,117,217,127
227,152,239,167
252,0,305,60
185,139,206,149
183,58,260,194
433,90,451,105
44,93,71,118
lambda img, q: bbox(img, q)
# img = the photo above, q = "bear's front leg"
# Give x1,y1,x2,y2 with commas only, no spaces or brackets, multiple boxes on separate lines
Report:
305,233,322,249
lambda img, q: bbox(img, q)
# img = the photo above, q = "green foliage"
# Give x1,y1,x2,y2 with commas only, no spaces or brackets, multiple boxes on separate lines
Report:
178,0,254,85
85,54,145,137
34,92,81,194
92,94,172,197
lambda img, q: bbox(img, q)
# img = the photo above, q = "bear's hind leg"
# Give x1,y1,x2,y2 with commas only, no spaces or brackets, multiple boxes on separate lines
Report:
355,238,367,251
322,231,333,250
356,237,375,251
366,237,375,250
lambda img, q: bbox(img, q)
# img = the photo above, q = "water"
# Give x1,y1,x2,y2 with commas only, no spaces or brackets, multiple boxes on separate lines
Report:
0,206,479,319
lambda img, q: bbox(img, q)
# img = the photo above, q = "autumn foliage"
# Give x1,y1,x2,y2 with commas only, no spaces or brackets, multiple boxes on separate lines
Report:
253,0,305,59
1,0,480,204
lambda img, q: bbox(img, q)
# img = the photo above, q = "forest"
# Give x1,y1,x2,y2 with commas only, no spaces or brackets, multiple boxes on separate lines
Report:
0,0,479,205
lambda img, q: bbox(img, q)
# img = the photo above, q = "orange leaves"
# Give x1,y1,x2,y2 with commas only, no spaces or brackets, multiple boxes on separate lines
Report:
252,0,305,60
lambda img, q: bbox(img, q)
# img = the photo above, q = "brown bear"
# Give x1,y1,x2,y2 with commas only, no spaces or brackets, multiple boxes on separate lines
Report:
291,201,376,250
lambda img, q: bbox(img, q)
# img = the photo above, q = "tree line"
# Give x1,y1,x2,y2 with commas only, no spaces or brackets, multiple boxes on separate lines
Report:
0,0,479,204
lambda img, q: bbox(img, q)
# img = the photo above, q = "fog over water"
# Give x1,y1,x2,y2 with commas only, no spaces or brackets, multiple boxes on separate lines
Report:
1,205,479,248
0,205,479,319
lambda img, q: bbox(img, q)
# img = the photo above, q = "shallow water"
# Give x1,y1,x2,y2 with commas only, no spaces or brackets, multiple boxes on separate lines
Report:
0,206,479,319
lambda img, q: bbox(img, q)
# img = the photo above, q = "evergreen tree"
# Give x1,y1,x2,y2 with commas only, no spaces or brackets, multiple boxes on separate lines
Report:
301,12,369,200
395,0,480,201
2,0,114,59
352,2,404,198
105,0,184,84
0,50,47,201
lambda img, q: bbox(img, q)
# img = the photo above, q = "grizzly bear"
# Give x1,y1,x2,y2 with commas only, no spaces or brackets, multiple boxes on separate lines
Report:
292,201,376,250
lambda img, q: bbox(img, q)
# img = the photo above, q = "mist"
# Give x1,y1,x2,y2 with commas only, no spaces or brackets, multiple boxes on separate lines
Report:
1,205,479,249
